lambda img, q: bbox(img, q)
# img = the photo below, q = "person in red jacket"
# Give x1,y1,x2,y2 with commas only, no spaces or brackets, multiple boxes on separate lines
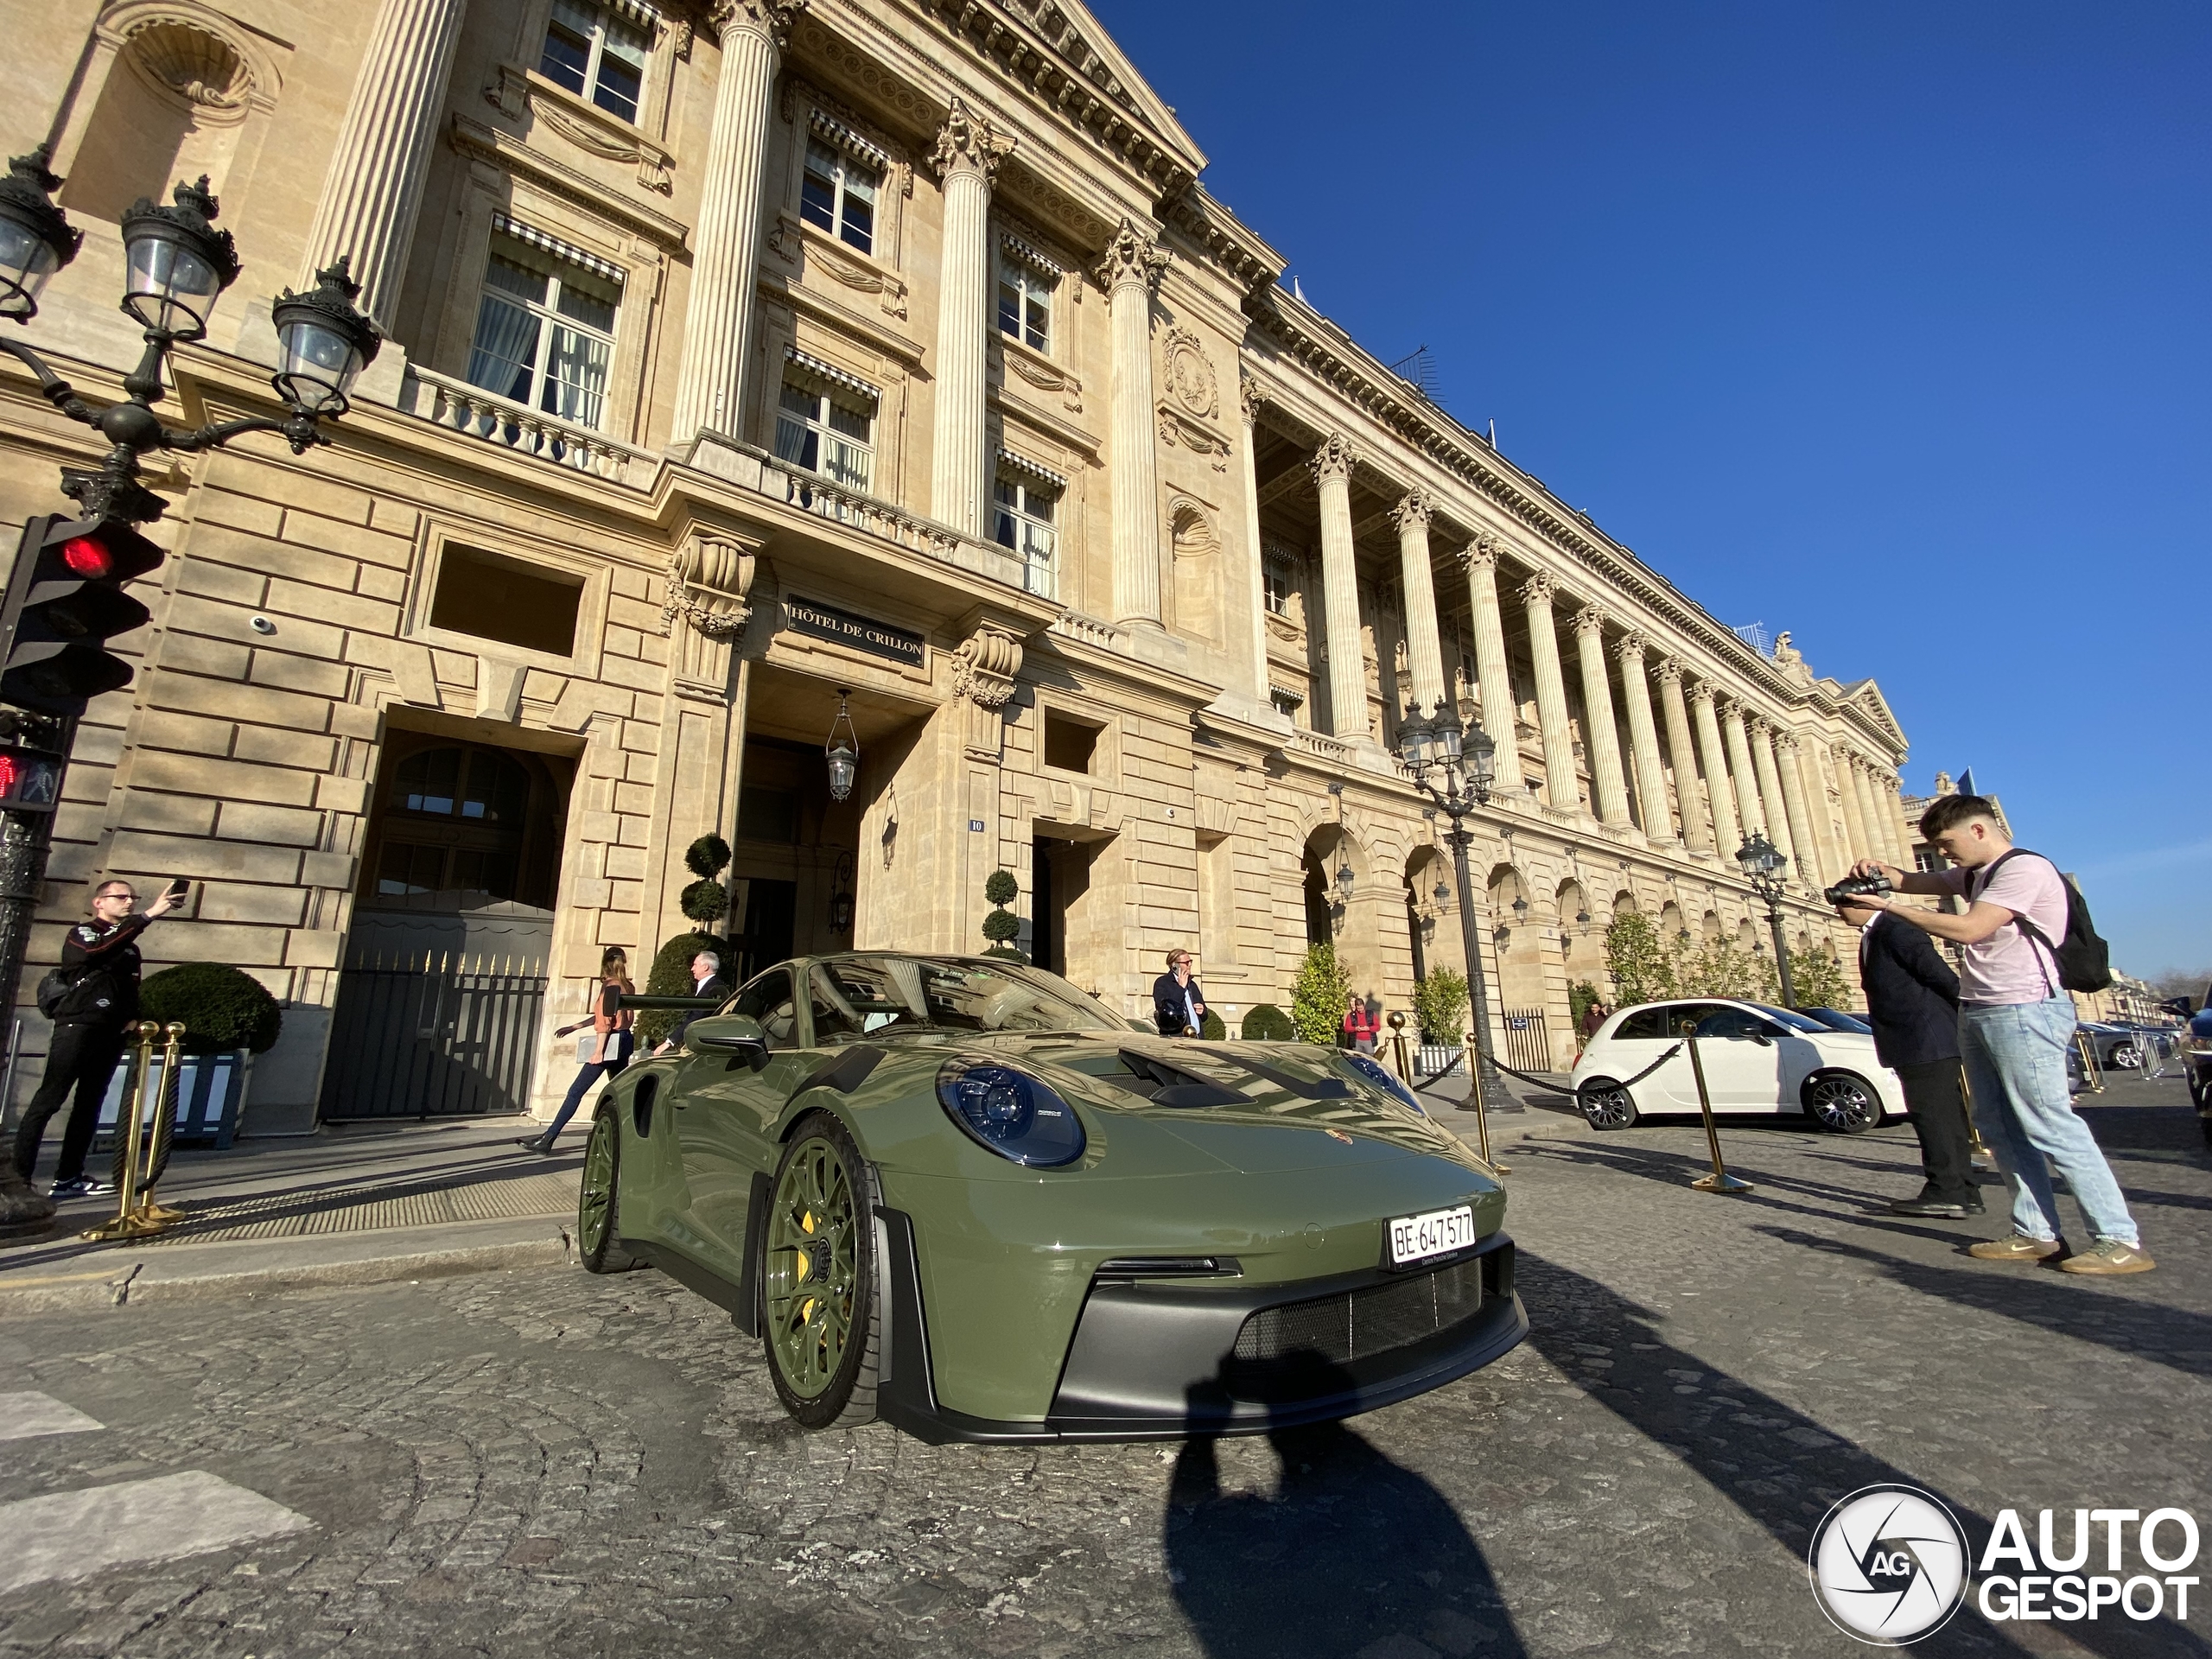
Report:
1343,994,1379,1054
17,878,183,1198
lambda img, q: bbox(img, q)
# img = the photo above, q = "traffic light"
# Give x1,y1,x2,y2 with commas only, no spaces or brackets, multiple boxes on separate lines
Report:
0,512,163,716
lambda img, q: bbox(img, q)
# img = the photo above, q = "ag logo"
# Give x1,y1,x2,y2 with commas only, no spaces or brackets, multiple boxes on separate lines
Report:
1808,1484,1969,1644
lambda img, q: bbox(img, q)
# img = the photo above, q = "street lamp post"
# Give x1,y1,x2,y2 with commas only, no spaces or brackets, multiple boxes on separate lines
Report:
1396,699,1504,1108
1736,830,1797,1009
0,149,378,1229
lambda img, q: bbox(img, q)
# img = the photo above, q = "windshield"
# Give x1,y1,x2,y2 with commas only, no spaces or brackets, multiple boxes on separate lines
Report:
1749,1005,1834,1034
808,955,1124,1038
1801,1007,1873,1033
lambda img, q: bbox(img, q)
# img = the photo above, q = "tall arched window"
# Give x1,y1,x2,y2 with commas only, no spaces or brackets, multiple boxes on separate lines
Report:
367,741,564,906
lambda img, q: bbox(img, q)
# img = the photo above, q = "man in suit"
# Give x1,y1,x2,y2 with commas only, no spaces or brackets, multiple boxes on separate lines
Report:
656,950,733,1054
1152,950,1206,1038
1839,895,1981,1218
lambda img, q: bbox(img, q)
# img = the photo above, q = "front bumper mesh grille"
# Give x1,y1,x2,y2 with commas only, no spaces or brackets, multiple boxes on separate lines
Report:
1233,1253,1486,1368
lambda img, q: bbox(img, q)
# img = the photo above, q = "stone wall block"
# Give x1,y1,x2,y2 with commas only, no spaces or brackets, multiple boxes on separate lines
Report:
137,709,235,758
118,796,219,837
250,651,352,699
370,499,421,537
175,557,271,608
314,773,371,815
200,455,374,524
302,851,358,890
194,493,285,538
281,509,416,569
264,579,399,636
578,810,620,842
135,752,316,807
213,800,325,847
198,524,360,592
282,929,345,969
598,653,664,696
238,729,339,772
355,564,408,603
198,885,312,927
149,673,334,734
162,634,252,681
569,876,613,909
139,921,291,968
330,704,379,740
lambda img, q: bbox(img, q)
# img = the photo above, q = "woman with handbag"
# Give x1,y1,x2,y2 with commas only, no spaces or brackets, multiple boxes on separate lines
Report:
521,946,634,1154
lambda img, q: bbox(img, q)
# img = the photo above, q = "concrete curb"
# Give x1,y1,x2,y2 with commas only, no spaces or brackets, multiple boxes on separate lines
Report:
0,1219,575,1314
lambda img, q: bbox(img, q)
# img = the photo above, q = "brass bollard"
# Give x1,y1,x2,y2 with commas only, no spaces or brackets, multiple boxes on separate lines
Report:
1388,1010,1414,1084
81,1021,188,1242
1682,1019,1752,1195
2073,1030,2104,1095
1462,1030,1508,1176
1956,1059,1995,1172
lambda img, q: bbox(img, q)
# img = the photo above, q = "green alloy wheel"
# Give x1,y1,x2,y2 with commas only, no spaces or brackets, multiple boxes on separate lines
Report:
763,1112,880,1428
578,1109,641,1273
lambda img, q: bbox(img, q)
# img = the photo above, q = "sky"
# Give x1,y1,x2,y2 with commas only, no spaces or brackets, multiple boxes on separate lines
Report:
1088,0,2210,980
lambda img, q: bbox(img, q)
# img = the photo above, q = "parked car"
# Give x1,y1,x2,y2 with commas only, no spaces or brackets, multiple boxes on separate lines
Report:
577,951,1527,1441
2077,1022,2174,1071
1569,999,1907,1135
1799,1007,1873,1035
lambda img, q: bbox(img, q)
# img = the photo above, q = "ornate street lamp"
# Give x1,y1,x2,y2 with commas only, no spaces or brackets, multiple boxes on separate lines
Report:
1397,696,1507,1111
824,689,858,802
1735,829,1798,1008
0,148,82,323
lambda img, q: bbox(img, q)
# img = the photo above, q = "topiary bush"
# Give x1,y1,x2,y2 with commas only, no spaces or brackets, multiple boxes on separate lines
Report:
1289,942,1351,1046
139,963,283,1057
632,929,724,1047
1413,969,1469,1045
1241,1003,1294,1041
980,869,1027,963
679,835,732,926
1200,1007,1225,1041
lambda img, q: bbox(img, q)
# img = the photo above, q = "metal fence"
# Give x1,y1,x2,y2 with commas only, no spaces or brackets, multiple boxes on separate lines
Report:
321,949,549,1119
1501,1008,1552,1076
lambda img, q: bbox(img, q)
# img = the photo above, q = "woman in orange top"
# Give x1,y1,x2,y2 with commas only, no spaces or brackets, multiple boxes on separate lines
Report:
523,945,635,1154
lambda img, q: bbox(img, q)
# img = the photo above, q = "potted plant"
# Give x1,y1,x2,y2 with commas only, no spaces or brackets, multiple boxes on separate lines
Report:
97,963,283,1148
1412,969,1470,1077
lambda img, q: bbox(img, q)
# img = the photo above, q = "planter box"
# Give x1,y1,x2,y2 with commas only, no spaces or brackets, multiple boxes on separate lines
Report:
93,1049,251,1151
1415,1044,1467,1078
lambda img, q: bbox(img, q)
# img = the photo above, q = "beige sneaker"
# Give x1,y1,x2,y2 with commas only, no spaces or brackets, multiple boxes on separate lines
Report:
2058,1237,2155,1276
1967,1233,2065,1262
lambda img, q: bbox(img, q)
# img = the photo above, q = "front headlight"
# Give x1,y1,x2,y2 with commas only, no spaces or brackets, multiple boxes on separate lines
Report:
1342,1051,1426,1116
937,1059,1087,1166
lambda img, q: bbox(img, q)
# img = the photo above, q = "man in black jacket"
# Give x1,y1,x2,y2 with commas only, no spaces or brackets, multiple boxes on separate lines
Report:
1840,895,1981,1218
1152,950,1206,1038
16,879,181,1199
654,950,732,1054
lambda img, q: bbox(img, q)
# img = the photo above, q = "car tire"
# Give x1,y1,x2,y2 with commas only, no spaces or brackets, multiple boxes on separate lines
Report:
578,1108,645,1274
1577,1077,1639,1130
762,1110,880,1431
2109,1042,2141,1070
1803,1070,1884,1134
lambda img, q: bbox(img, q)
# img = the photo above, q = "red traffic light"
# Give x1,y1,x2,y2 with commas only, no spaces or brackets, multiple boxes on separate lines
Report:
60,536,113,579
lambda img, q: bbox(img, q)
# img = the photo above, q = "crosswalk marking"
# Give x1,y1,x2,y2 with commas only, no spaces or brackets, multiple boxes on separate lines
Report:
0,1392,103,1440
0,1471,314,1593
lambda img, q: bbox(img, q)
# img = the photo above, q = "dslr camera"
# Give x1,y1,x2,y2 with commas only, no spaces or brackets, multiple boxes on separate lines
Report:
1822,871,1893,907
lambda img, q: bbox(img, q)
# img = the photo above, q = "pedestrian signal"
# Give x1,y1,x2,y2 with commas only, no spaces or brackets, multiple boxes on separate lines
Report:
0,513,162,716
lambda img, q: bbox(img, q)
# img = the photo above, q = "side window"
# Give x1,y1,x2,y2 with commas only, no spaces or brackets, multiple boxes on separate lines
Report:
539,0,650,124
810,966,864,1043
774,373,875,492
1613,1006,1675,1041
731,969,798,1052
1699,1007,1768,1041
995,254,1053,351
466,238,621,429
991,468,1058,598
800,137,879,253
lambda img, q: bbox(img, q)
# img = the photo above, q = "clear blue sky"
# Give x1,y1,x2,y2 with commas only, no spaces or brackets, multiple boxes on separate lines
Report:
1091,0,2210,980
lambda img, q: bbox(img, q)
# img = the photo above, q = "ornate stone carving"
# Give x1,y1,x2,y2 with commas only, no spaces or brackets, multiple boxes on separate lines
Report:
1613,629,1649,663
931,96,1011,181
792,219,908,316
1454,537,1497,573
713,0,806,49
1309,430,1356,486
1517,571,1555,607
952,624,1022,708
661,534,757,638
1002,345,1083,411
1156,404,1230,470
1573,603,1608,639
1093,216,1168,294
1390,488,1433,533
1238,369,1264,423
1653,654,1685,687
1774,732,1800,757
1160,327,1217,417
526,86,676,194
1687,678,1717,708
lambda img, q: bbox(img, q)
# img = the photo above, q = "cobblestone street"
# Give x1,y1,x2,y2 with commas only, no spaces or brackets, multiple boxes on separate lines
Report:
3,1077,2205,1659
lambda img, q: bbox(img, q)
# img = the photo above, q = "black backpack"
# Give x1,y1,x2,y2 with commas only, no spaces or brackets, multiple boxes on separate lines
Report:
1976,849,2112,994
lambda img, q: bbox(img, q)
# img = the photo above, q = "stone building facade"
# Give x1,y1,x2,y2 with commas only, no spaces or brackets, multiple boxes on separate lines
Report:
0,0,1916,1128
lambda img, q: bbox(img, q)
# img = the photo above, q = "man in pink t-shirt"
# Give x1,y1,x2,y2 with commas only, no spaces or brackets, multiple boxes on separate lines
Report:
1848,794,2150,1275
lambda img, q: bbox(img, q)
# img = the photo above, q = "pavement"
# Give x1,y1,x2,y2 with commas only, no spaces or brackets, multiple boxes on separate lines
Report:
0,1071,2204,1656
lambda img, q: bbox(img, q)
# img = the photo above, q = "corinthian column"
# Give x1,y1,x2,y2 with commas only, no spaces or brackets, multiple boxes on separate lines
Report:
1720,699,1765,849
1312,433,1367,741
1096,219,1170,626
1457,537,1523,791
1835,748,1875,863
1797,741,1842,883
1392,490,1446,714
1615,632,1670,839
1690,681,1740,849
928,100,1009,535
1773,733,1825,889
1885,773,1916,867
1519,575,1579,811
1573,607,1630,825
299,0,472,323
1748,718,1796,874
1236,374,1271,705
1655,657,1711,851
670,0,805,444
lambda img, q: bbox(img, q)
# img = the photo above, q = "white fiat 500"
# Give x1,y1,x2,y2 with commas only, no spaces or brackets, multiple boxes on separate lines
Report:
1569,1000,1908,1134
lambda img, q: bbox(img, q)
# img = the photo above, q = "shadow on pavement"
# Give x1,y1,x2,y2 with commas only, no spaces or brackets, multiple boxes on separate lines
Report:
1518,1249,2208,1658
1166,1357,1526,1659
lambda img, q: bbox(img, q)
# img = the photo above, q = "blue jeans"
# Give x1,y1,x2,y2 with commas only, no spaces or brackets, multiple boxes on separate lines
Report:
1960,995,2139,1247
542,1033,632,1145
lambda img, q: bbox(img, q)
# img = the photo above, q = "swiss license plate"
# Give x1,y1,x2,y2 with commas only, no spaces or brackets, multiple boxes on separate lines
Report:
1389,1204,1478,1266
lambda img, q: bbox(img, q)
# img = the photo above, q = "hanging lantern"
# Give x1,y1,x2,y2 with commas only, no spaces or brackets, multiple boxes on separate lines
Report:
824,688,858,803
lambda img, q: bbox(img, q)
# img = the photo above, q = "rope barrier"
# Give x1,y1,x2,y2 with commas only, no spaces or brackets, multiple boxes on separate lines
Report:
1464,1040,1685,1096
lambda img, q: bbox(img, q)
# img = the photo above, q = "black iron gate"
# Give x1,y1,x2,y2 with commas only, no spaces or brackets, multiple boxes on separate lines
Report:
1502,1008,1552,1076
321,947,549,1119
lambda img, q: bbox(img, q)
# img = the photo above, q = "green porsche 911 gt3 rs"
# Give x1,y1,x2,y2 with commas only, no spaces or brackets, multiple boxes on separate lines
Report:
576,951,1526,1442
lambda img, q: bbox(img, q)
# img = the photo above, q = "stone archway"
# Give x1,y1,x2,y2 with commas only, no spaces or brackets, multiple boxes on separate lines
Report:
1403,845,1459,982
1304,822,1381,1002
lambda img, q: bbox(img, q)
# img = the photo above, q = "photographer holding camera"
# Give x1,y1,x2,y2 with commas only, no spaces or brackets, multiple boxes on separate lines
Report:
1843,795,2150,1275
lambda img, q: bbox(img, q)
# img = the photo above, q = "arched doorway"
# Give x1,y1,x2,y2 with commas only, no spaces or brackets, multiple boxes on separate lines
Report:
1404,846,1457,982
